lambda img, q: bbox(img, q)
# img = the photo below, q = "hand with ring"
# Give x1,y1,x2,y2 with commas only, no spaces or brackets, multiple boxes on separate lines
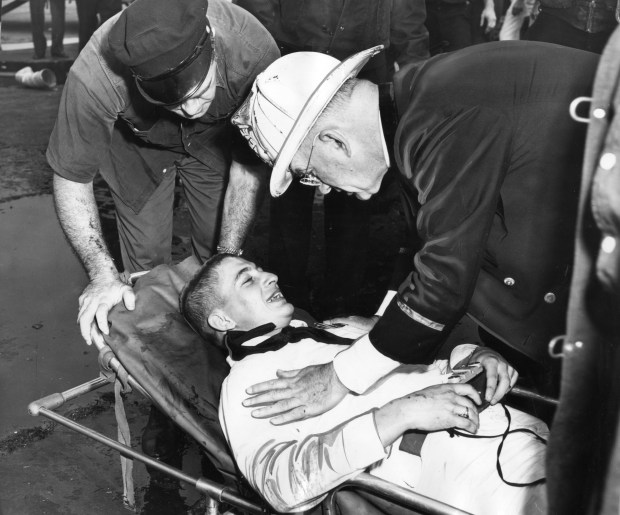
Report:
382,383,481,435
458,406,470,419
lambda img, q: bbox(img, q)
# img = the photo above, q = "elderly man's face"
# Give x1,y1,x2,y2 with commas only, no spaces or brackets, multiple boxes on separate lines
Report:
217,257,294,331
165,65,217,120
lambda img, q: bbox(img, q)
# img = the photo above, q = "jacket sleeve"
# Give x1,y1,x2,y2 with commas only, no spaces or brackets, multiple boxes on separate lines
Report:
220,379,387,512
369,106,512,364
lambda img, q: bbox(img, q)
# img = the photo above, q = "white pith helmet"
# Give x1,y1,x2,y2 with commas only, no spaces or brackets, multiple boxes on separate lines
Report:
232,45,384,197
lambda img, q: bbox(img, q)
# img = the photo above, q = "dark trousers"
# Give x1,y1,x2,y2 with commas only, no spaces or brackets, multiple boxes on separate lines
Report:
29,0,65,58
75,0,122,50
425,0,488,54
525,10,615,54
269,179,371,315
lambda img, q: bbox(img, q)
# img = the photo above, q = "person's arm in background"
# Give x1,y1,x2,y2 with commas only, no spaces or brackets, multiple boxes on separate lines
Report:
217,159,269,253
388,0,430,73
480,0,498,31
47,36,134,345
217,19,280,254
54,176,135,345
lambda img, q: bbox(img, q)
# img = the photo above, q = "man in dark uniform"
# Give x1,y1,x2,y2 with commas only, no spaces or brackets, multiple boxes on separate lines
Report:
48,0,279,346
231,42,599,425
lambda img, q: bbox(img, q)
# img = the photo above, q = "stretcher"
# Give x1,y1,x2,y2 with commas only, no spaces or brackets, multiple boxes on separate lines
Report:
28,257,556,515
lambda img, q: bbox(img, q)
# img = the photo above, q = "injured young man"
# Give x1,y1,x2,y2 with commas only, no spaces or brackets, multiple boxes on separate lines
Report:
180,254,549,514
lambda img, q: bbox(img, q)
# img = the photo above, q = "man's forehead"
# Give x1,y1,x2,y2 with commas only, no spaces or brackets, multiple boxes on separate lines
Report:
220,257,255,282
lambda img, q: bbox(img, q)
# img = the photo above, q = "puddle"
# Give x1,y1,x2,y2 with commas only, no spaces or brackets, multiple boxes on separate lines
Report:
0,194,92,437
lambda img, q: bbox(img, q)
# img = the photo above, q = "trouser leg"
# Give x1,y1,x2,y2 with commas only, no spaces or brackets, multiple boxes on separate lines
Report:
98,0,123,23
29,0,47,58
76,0,99,50
268,179,315,310
50,0,66,56
176,155,228,263
108,169,176,273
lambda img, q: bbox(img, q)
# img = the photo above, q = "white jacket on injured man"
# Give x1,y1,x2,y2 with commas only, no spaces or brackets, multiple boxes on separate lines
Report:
219,326,548,514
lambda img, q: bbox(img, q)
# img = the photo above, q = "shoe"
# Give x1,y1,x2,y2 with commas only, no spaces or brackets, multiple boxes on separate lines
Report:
51,51,68,59
32,53,45,60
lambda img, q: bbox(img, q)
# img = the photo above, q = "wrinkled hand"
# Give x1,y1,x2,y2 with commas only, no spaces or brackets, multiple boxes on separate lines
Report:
480,7,497,30
470,347,518,405
78,276,136,345
399,383,482,433
322,315,379,333
243,362,349,425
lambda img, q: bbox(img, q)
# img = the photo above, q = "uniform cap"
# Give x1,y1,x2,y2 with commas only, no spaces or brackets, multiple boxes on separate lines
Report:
108,0,214,106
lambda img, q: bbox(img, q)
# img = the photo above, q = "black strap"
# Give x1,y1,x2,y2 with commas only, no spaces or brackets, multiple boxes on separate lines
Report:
225,323,353,361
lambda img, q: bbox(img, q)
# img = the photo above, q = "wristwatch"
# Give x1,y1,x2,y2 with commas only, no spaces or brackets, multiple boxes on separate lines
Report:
216,245,243,256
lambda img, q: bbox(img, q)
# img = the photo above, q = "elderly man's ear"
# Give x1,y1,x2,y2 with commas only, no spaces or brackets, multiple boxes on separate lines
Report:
208,310,236,332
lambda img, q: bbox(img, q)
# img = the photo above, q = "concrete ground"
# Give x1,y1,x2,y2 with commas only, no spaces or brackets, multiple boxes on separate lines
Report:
0,7,404,514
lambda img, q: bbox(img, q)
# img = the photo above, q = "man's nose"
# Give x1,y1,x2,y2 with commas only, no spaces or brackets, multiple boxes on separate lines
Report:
262,271,278,284
180,98,201,117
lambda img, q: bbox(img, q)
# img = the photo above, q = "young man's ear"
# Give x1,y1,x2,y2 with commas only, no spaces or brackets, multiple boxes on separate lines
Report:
208,309,236,332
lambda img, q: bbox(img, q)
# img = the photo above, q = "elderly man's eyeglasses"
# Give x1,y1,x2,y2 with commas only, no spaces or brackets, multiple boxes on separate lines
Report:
296,133,322,187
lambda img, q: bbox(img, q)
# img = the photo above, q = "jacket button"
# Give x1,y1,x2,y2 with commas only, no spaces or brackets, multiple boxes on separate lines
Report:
600,152,616,170
593,108,606,119
544,292,556,304
339,26,345,31
504,277,515,286
602,235,616,253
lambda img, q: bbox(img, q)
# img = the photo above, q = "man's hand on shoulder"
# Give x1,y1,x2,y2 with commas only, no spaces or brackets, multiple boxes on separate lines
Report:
243,362,349,425
78,275,135,345
470,347,519,405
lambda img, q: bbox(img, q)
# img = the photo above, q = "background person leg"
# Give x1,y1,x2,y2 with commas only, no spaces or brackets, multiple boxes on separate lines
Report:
29,0,47,59
49,0,66,57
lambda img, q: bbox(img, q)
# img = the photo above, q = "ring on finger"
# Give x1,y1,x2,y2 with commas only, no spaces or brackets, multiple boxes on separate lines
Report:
458,407,470,419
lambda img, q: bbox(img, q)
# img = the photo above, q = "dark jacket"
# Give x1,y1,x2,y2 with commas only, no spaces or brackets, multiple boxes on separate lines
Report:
546,26,620,515
369,41,599,365
233,0,429,81
540,0,619,33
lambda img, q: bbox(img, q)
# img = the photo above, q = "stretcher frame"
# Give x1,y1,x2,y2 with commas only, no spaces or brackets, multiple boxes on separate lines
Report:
28,330,557,515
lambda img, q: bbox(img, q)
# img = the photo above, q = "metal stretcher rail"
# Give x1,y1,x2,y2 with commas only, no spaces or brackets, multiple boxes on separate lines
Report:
27,373,476,515
28,373,267,515
27,330,554,515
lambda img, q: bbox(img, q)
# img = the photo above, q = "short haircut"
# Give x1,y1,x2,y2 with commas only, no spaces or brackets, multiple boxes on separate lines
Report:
317,78,359,122
179,253,234,339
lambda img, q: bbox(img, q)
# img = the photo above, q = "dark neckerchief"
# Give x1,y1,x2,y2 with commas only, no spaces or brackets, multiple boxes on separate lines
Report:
225,323,354,361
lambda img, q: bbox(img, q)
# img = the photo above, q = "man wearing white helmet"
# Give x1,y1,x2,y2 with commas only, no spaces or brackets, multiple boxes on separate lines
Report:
233,42,598,425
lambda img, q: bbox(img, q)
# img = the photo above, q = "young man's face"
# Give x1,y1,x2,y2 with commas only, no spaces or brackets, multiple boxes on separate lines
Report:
217,257,294,331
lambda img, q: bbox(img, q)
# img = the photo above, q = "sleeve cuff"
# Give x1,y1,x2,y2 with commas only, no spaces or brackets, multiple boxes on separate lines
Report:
333,335,400,394
375,290,397,317
449,344,479,370
342,412,388,470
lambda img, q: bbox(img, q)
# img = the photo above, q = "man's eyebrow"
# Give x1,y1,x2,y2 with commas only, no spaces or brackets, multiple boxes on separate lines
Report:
234,266,252,284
